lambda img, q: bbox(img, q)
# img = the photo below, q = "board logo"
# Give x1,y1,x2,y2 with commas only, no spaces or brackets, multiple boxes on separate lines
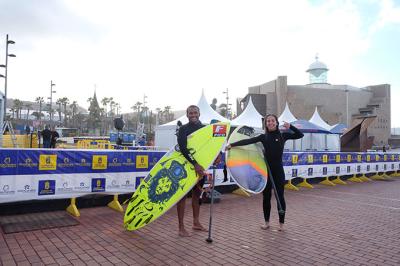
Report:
213,125,227,137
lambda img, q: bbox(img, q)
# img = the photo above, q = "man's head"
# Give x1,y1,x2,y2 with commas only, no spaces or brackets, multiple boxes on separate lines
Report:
186,105,200,124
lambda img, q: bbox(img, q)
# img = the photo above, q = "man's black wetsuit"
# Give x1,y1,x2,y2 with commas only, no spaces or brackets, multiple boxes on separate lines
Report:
177,121,205,187
230,125,303,224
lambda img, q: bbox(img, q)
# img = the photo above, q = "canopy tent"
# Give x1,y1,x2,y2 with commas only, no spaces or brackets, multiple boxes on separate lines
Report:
309,107,331,130
155,91,229,149
283,120,336,151
231,97,263,129
330,123,348,134
278,102,297,124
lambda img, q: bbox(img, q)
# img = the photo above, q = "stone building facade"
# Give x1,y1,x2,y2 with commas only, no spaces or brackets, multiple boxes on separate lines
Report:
238,58,391,145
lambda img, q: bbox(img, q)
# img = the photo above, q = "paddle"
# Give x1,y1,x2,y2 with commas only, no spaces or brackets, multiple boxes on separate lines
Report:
264,159,285,215
206,164,217,243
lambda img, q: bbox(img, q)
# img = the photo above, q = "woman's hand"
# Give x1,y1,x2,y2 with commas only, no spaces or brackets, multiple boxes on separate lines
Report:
225,144,232,151
283,121,290,130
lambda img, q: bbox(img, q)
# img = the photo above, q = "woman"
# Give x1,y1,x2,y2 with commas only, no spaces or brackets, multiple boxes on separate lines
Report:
226,114,303,231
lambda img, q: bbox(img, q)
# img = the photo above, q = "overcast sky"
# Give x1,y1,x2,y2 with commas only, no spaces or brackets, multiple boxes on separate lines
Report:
0,0,399,126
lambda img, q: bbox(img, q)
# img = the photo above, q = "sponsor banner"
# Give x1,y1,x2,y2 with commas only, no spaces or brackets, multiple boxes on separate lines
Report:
1,148,399,203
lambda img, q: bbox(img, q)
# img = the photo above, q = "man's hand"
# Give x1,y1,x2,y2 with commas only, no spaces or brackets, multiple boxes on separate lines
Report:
283,121,290,130
225,144,232,151
194,163,205,179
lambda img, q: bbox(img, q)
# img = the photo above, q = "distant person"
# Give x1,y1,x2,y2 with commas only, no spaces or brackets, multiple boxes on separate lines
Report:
176,105,208,237
41,126,52,148
226,114,303,231
50,127,59,148
138,136,146,146
25,124,31,135
382,145,386,152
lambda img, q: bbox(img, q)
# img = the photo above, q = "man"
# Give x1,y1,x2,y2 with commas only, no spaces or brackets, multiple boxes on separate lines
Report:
176,105,208,237
41,125,52,148
50,127,59,148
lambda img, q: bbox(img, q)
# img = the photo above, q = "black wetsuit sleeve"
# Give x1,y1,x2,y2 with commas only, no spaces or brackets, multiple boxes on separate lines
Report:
230,134,264,147
177,127,197,166
282,125,304,140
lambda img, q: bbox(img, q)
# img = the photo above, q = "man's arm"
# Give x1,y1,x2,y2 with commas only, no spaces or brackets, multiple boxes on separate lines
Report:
177,126,205,177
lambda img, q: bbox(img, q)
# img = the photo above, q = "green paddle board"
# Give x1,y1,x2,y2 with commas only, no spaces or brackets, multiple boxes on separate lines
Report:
124,122,230,231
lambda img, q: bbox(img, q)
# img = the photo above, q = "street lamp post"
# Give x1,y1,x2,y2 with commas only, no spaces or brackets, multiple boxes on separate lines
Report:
0,34,16,117
48,80,56,123
345,88,349,126
223,88,230,119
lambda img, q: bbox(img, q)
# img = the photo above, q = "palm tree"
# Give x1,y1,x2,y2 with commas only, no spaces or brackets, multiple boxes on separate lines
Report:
69,101,78,127
35,97,44,123
13,99,23,119
101,97,110,117
163,106,173,122
25,103,32,120
56,98,63,124
59,97,69,124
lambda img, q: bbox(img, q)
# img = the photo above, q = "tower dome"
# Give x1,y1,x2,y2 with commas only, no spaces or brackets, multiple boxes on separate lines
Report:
306,55,329,84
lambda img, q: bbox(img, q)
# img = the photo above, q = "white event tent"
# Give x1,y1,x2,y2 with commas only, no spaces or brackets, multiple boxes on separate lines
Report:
155,92,228,149
230,97,263,130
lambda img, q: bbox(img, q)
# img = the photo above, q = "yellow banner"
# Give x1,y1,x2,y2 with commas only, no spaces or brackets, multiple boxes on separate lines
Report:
92,155,108,170
136,155,149,169
39,155,57,170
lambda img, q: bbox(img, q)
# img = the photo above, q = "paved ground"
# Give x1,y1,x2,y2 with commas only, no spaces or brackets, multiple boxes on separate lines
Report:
1,176,400,266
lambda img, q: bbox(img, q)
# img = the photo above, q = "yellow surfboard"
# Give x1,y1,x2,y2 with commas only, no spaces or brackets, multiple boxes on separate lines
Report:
124,122,230,231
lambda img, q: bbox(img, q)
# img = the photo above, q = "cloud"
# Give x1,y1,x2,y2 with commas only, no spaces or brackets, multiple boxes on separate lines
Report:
0,0,104,46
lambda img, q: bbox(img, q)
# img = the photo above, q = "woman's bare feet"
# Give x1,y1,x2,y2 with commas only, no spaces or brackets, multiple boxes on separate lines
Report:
278,223,284,231
260,222,270,230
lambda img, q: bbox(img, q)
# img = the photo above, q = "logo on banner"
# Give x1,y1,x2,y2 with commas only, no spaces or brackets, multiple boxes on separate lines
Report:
322,167,327,175
307,167,313,176
347,166,351,173
336,166,341,174
16,184,36,193
336,155,341,163
109,157,122,167
391,155,395,161
375,165,379,171
357,155,362,162
59,157,74,168
375,155,380,161
322,155,328,163
19,157,37,168
92,178,106,192
136,155,149,169
347,154,352,163
0,184,14,195
92,155,107,170
367,155,370,162
307,155,313,164
384,155,387,161
384,164,387,170
212,125,227,137
123,157,135,167
121,178,135,189
291,169,298,177
107,179,120,189
39,155,57,170
367,165,370,171
74,181,90,191
357,165,361,172
38,180,56,195
292,155,298,164
0,157,16,169
392,164,395,170
57,181,73,193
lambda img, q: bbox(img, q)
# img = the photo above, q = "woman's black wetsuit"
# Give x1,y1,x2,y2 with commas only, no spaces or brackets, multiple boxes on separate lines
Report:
230,125,303,224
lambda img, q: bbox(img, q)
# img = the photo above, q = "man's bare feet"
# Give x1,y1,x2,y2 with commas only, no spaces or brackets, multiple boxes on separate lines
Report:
179,228,191,237
260,222,270,230
278,223,284,231
192,224,208,232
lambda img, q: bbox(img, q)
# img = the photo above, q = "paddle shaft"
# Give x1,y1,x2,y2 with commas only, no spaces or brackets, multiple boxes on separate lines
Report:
206,166,217,243
264,160,285,215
